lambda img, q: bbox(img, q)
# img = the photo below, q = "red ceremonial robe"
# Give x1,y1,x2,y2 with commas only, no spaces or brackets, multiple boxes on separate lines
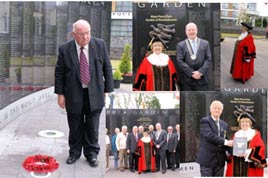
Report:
137,139,156,174
230,33,256,83
226,131,267,177
133,57,178,91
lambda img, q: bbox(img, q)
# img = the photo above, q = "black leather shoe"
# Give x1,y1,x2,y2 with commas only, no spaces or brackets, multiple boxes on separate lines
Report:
66,156,78,164
88,157,98,167
162,169,166,174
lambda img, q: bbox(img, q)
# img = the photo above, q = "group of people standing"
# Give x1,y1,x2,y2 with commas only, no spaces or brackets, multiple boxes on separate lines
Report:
108,123,180,174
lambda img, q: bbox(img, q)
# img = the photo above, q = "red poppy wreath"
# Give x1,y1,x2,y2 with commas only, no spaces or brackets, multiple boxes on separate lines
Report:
22,154,59,173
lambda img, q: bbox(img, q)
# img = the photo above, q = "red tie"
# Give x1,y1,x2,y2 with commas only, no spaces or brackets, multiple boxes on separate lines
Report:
80,47,90,85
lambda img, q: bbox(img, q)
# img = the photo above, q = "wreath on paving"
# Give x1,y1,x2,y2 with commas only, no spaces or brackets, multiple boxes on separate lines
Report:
22,154,59,173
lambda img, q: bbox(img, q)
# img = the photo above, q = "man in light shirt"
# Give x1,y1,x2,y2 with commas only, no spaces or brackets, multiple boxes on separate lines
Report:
116,125,129,172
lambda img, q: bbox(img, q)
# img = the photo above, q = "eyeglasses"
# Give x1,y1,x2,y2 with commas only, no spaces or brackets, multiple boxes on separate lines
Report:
74,31,90,37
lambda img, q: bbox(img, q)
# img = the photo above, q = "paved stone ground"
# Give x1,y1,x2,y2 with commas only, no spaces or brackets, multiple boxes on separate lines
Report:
0,99,106,178
221,37,268,89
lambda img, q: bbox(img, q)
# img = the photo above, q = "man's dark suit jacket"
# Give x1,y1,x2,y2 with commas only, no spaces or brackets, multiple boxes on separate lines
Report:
54,37,114,113
176,38,212,87
126,132,142,153
167,133,178,152
196,116,230,167
153,130,167,151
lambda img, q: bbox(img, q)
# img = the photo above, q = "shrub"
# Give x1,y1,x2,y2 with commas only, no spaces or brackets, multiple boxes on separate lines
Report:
113,69,123,80
119,44,131,74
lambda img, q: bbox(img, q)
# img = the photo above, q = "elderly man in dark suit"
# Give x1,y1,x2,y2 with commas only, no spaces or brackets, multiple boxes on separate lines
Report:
126,126,142,173
153,123,167,174
196,100,233,176
175,124,180,169
54,19,114,167
176,22,212,91
166,126,178,171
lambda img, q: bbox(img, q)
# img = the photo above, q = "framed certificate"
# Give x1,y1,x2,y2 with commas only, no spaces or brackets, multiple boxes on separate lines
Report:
233,137,247,156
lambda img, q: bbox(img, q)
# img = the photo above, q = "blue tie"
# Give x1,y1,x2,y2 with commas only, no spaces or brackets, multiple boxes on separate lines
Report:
192,40,196,54
215,120,220,136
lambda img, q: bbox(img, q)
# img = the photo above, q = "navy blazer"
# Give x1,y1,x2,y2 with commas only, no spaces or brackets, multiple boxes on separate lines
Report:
176,38,212,86
196,116,230,167
126,132,142,153
54,37,114,113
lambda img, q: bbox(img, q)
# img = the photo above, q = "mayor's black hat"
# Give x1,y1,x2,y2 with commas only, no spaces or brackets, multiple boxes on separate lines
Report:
147,36,168,50
241,22,253,30
237,112,256,123
143,127,149,133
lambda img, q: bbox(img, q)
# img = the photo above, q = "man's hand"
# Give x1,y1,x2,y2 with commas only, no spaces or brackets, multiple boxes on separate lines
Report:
57,94,65,109
192,71,202,80
226,140,233,147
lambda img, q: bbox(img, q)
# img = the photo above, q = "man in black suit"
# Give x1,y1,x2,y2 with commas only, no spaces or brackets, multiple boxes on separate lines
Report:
54,19,113,167
166,126,178,171
175,124,180,169
176,22,212,91
153,123,167,174
196,100,233,176
126,126,142,172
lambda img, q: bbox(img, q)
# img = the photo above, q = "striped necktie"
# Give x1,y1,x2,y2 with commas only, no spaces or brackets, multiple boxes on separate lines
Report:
80,47,90,85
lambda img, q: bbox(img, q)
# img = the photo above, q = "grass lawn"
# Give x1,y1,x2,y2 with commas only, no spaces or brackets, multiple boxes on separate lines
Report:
110,59,121,70
110,59,133,71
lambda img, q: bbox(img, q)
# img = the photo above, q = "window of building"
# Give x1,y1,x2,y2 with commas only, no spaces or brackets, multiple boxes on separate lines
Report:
247,3,256,11
221,11,228,17
111,19,132,36
115,2,132,12
232,3,239,10
222,3,229,9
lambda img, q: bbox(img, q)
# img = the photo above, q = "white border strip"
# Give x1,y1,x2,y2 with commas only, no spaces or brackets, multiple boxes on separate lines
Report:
0,87,56,130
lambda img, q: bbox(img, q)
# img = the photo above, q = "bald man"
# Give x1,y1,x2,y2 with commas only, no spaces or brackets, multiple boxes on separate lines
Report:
55,19,113,167
176,22,212,91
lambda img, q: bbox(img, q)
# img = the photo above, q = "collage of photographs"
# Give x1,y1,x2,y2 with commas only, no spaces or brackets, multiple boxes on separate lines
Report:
0,1,267,178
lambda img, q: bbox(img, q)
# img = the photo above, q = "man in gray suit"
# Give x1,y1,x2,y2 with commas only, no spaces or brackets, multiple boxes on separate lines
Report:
54,19,114,167
153,123,167,174
176,22,212,91
166,126,178,171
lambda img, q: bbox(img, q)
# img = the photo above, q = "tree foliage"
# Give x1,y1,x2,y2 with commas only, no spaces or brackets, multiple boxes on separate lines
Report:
119,44,131,74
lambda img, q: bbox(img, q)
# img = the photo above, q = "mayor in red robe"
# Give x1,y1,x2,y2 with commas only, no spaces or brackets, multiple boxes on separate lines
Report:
136,129,156,174
226,113,267,177
230,22,256,83
133,37,179,91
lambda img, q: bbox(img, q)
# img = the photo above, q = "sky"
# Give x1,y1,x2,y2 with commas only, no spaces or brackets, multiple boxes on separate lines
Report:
257,2,268,16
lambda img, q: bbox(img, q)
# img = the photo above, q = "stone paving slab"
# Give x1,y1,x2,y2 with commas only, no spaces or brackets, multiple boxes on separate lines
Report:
221,38,268,89
0,99,106,178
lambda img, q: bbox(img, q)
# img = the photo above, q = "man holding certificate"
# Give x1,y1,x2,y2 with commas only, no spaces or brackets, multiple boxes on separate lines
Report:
226,112,267,177
196,100,233,176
